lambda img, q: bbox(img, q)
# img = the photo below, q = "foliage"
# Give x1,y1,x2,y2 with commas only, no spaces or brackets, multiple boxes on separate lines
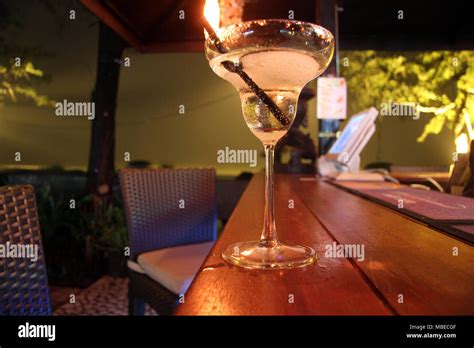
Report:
36,184,128,284
36,185,87,283
0,1,56,107
36,185,84,242
340,51,474,142
0,60,55,107
77,195,129,253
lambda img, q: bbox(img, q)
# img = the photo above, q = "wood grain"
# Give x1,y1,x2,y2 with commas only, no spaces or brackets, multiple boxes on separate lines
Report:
292,177,474,315
176,174,392,315
390,171,450,184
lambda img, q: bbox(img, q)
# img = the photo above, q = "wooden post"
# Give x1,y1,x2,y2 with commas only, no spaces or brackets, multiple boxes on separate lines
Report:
86,22,125,202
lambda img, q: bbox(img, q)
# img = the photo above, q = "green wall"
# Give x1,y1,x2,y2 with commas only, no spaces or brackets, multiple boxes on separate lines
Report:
0,2,455,175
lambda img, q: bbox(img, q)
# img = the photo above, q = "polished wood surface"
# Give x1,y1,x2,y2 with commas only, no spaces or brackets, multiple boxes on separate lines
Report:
390,171,450,189
390,171,450,182
176,174,474,315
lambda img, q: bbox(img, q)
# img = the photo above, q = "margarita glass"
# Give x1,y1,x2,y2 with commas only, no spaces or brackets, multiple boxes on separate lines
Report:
205,19,334,269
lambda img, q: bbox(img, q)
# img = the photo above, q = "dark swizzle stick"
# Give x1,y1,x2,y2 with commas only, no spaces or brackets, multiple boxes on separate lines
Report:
201,17,291,126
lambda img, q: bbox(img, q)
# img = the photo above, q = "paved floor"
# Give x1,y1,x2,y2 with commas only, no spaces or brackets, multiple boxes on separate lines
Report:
53,276,156,315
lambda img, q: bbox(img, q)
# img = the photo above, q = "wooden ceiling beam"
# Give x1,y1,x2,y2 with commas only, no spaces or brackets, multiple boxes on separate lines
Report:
81,0,146,52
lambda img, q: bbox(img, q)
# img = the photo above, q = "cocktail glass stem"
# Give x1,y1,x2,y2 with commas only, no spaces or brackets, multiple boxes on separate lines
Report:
260,144,279,248
206,19,334,269
219,139,316,269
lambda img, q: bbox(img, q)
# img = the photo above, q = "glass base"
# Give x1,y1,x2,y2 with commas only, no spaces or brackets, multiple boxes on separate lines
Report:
222,241,316,270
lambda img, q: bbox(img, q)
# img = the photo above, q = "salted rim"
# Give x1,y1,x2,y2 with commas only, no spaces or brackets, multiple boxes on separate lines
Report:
205,18,334,53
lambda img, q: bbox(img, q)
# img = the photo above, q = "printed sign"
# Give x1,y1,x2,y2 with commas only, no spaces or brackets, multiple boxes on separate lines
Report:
317,77,347,120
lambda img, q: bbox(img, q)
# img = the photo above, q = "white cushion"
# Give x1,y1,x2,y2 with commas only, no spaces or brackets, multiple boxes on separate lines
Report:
127,260,145,274
136,241,214,295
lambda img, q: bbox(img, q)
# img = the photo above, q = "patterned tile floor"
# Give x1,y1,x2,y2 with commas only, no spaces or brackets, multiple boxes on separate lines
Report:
50,285,82,310
53,276,157,316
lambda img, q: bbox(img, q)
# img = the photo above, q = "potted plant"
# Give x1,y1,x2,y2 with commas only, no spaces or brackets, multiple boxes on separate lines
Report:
80,196,129,277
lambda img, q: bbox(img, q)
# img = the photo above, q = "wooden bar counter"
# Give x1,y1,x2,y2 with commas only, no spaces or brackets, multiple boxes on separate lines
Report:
175,174,474,316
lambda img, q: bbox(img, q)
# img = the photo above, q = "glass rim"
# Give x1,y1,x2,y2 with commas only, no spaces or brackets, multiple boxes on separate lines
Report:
205,18,334,48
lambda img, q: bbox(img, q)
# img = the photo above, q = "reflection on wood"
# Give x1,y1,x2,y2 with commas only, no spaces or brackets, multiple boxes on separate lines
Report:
176,174,474,315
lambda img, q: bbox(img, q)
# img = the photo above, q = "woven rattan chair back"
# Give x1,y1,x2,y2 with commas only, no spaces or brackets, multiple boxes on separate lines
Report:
0,185,51,315
119,168,217,258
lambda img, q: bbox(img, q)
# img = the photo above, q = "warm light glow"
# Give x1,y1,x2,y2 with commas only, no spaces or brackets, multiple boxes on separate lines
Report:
464,109,473,140
204,0,220,29
455,133,469,154
203,0,220,37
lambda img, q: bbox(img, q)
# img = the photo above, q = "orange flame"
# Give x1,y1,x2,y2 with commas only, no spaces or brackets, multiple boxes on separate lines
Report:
204,0,220,37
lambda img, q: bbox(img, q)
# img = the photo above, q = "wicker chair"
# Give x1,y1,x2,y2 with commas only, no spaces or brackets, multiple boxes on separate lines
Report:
0,185,51,315
119,168,217,315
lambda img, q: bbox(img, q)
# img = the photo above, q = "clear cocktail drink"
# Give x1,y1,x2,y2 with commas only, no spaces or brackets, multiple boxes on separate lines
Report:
205,20,334,269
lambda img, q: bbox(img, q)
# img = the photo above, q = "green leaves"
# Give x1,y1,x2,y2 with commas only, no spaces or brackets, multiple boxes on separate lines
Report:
23,62,44,77
417,114,446,142
341,51,474,142
77,195,129,252
0,60,55,107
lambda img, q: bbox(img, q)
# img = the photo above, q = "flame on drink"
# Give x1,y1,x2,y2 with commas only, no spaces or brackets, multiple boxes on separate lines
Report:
455,133,469,154
204,0,220,38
